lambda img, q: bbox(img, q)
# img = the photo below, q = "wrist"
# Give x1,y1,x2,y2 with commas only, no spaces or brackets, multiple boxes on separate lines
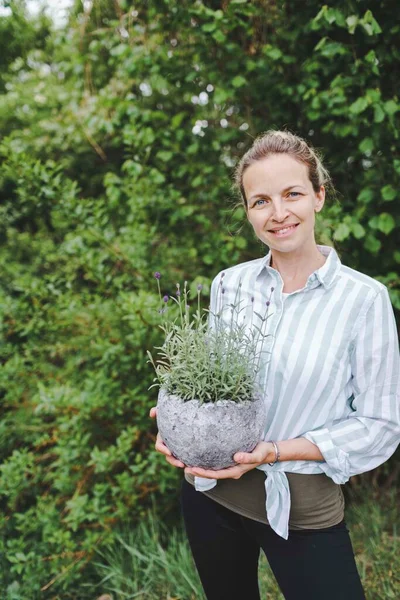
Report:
266,440,280,466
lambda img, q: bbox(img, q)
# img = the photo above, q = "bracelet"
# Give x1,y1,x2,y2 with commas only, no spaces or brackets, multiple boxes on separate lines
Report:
267,441,280,466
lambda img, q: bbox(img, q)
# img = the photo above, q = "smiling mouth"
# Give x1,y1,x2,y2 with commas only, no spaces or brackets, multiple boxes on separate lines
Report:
268,224,299,237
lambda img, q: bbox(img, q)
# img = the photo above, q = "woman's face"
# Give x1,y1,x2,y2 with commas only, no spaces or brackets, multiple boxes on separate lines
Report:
243,153,325,254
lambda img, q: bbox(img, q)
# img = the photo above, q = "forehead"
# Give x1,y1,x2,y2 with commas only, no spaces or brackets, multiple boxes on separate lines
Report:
242,154,310,196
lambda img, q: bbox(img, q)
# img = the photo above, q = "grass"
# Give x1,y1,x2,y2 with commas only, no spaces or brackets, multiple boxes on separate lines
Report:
92,488,399,600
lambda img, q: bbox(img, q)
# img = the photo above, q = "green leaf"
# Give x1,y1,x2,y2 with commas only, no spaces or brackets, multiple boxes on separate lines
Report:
366,88,381,103
231,75,247,88
374,104,385,123
381,185,396,202
15,552,27,561
384,100,399,116
377,213,395,235
333,223,350,241
364,50,376,63
157,151,173,162
235,236,247,249
212,30,226,43
357,188,374,204
361,10,382,35
368,216,379,230
263,46,283,60
362,22,374,36
346,15,358,34
214,88,229,103
352,223,366,239
202,22,217,33
349,97,368,115
191,175,203,187
171,112,186,128
394,251,400,264
359,138,374,153
313,6,328,23
364,234,381,254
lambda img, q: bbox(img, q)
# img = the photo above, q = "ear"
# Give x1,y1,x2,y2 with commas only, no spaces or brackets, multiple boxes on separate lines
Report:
314,185,325,213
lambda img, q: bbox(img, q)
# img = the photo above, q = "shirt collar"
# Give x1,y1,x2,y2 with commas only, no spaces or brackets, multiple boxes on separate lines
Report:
255,245,341,290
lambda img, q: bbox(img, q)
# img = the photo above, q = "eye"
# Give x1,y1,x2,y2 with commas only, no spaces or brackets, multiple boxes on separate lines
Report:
254,198,269,207
288,191,301,198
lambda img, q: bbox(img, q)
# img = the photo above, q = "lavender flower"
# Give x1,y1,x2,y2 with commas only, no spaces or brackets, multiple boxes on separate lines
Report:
148,272,275,404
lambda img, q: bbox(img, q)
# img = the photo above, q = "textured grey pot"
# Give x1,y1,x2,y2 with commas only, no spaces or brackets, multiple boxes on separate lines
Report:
156,388,266,470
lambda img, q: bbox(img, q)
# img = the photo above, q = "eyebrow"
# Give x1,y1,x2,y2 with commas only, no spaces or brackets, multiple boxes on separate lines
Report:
249,185,306,203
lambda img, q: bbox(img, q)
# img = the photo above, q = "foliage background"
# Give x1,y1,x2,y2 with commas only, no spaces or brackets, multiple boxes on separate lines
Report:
0,0,399,597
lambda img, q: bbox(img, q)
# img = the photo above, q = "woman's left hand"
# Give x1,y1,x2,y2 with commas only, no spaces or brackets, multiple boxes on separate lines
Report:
184,441,275,480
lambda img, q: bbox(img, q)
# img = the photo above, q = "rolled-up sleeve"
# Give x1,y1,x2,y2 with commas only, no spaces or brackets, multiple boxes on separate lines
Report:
303,287,400,484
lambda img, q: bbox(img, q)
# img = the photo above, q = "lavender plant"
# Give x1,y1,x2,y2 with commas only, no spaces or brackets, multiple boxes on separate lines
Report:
147,272,273,403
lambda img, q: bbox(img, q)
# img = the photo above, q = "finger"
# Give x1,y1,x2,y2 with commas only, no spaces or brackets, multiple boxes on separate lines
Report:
233,451,259,464
186,465,245,479
149,406,157,418
155,434,172,456
234,442,269,464
166,455,185,468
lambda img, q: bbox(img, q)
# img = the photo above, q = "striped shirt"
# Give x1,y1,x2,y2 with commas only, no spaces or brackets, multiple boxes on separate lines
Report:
194,245,400,539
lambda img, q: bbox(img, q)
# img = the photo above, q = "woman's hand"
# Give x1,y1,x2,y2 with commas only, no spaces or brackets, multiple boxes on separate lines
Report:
184,441,275,480
149,406,186,469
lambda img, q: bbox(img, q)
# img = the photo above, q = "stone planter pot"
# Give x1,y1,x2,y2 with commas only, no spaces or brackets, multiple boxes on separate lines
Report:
156,387,266,470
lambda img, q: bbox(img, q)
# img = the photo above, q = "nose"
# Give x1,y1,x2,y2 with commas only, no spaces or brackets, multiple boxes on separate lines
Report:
271,199,288,222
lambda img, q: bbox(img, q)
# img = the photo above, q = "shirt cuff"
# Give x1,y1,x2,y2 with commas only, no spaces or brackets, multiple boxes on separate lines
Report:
194,476,217,492
302,428,350,484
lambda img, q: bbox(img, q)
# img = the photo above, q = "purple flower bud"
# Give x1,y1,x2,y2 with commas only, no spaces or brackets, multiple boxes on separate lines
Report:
154,272,161,280
176,290,181,296
222,288,225,294
197,284,203,291
266,301,270,307
251,296,254,303
221,272,225,278
163,295,169,303
270,286,274,292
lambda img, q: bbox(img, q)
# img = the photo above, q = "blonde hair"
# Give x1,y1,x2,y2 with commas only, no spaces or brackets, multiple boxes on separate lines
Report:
234,130,333,208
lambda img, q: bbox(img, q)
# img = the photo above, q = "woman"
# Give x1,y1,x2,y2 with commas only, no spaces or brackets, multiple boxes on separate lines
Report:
150,130,400,600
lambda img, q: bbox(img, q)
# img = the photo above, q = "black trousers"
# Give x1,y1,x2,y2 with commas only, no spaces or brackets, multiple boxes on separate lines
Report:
181,479,366,600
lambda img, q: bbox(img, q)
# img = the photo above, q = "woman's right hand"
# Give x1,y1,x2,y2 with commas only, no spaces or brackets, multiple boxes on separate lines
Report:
149,406,186,469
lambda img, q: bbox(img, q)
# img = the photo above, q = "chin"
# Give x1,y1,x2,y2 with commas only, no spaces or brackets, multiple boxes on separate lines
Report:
265,239,302,253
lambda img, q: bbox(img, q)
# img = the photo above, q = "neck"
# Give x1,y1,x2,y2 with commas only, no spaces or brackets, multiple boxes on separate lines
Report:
270,243,326,292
